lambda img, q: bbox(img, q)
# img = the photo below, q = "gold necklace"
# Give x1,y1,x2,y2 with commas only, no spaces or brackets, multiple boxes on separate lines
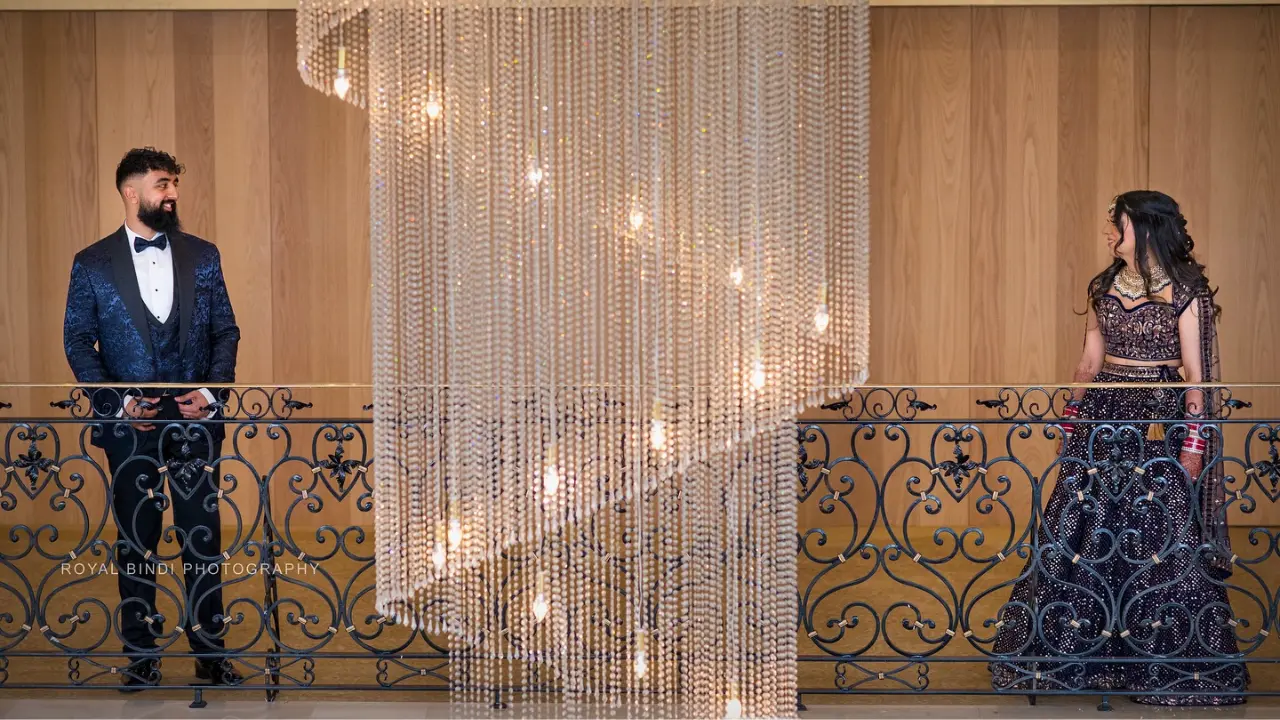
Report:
1113,264,1171,300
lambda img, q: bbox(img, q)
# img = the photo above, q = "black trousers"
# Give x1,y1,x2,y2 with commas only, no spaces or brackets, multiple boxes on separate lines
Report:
107,418,226,662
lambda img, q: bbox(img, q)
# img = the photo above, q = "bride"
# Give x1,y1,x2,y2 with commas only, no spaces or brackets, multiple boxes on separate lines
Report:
988,190,1248,705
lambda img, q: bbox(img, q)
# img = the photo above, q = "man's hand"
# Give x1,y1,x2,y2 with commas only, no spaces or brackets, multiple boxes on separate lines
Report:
176,390,211,419
125,396,160,432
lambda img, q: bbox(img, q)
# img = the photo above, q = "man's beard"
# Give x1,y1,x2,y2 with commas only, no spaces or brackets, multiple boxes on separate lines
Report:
139,198,181,234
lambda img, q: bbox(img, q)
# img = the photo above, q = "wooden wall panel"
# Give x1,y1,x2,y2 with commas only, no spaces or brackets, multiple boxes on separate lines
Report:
173,11,218,239
210,11,273,387
970,8,1061,386
24,12,99,385
0,13,29,389
267,10,371,391
94,12,176,237
0,7,1277,531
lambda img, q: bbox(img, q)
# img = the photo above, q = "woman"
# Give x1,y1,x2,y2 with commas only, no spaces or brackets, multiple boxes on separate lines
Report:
989,190,1247,705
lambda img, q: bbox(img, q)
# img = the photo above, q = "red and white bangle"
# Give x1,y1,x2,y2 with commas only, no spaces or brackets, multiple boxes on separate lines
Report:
1060,405,1081,437
1182,422,1206,455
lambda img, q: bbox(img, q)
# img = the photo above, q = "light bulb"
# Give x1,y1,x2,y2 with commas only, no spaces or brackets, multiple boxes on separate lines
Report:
527,164,544,187
447,517,462,550
649,400,666,451
333,47,350,100
532,573,550,621
628,204,645,231
814,304,830,333
729,262,744,286
750,359,767,390
425,91,443,120
634,631,648,678
543,445,560,496
431,542,446,570
649,418,667,451
724,697,743,719
543,463,560,496
332,69,350,100
532,592,549,621
814,281,830,333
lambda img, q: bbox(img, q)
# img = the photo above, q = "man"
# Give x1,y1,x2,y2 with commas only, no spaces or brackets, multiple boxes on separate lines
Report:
63,147,242,690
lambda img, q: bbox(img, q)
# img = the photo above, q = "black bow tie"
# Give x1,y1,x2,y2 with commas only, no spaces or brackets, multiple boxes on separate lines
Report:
133,234,168,253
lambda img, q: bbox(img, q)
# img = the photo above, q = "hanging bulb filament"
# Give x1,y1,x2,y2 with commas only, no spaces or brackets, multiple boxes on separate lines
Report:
814,282,831,333
532,573,550,621
543,444,561,496
447,516,462,550
634,631,649,678
649,400,667,451
333,47,350,99
750,358,767,390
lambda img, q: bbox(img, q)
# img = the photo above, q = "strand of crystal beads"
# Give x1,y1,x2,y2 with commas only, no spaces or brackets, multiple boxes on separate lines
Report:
493,6,513,563
671,441,681,712
453,5,479,704
854,1,872,387
404,4,431,613
688,10,711,709
783,425,802,713
429,6,447,612
366,7,397,620
690,462,709,720
747,435,757,712
515,8,537,700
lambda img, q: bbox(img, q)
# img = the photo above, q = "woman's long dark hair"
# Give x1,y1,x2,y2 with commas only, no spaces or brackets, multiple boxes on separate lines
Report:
1087,190,1219,318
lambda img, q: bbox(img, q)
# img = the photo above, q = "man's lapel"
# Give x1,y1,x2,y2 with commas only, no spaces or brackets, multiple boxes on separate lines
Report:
170,231,196,358
106,226,154,358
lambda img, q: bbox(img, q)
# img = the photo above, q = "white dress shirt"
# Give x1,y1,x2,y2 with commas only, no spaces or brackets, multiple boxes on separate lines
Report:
119,225,216,417
124,224,175,323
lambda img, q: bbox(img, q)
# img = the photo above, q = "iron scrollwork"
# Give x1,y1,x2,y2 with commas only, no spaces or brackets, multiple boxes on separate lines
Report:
1,384,1278,708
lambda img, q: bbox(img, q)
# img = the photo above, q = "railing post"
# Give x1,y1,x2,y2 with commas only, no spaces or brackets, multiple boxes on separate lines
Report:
261,479,283,702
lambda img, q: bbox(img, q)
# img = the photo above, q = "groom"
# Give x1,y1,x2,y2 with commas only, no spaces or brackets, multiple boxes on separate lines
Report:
63,147,242,689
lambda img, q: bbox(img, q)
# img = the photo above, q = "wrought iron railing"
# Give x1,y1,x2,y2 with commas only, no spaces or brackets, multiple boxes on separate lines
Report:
2,384,1278,710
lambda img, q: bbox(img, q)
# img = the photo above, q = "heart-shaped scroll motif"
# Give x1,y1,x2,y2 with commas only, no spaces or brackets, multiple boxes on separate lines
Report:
1072,426,1160,505
310,425,371,503
6,425,60,501
929,426,986,503
158,427,219,503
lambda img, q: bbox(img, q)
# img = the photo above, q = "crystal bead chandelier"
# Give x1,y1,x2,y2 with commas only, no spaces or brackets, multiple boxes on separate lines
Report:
297,0,868,716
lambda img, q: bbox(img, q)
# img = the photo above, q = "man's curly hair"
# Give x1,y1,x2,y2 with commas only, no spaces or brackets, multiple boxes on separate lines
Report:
115,147,184,192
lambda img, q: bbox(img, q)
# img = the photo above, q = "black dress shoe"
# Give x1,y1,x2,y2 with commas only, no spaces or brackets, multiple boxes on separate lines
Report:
119,657,160,692
195,658,243,685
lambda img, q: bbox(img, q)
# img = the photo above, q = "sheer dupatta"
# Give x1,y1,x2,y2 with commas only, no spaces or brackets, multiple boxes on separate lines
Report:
1193,290,1231,577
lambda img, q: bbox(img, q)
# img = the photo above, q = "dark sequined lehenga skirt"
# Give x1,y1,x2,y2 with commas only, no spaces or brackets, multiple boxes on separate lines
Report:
989,363,1248,705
